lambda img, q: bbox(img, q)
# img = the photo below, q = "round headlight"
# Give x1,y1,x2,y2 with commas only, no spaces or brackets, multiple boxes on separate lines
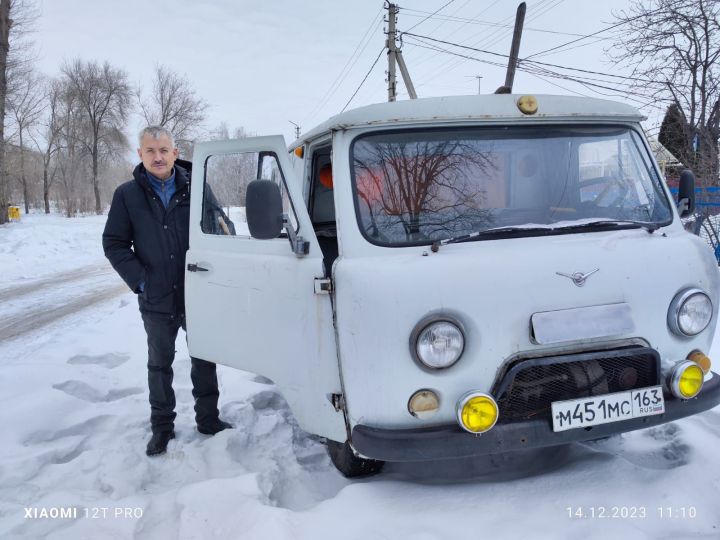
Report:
668,289,713,337
414,320,465,369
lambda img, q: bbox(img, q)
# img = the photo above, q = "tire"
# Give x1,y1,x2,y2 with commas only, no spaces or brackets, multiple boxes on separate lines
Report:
326,440,385,478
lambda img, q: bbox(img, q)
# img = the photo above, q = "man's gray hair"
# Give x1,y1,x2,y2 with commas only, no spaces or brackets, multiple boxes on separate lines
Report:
138,126,176,148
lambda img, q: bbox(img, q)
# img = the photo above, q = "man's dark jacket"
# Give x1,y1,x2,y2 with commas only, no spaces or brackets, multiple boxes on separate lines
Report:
103,163,191,315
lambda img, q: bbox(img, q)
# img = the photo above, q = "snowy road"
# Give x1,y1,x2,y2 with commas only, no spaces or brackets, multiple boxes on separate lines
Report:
1,214,719,540
0,264,126,342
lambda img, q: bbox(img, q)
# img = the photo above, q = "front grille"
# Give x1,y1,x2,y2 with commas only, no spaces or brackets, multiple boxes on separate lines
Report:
492,347,661,422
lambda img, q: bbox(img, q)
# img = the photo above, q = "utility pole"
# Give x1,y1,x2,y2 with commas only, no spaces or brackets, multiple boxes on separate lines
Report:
469,75,483,95
386,2,417,102
289,120,301,140
387,2,398,102
503,2,526,93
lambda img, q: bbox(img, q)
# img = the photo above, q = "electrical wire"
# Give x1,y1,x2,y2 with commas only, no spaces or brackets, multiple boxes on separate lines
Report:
402,36,663,109
399,8,599,37
305,6,384,122
403,0,456,34
403,31,659,84
525,19,633,60
414,0,567,88
341,47,386,113
404,0,514,72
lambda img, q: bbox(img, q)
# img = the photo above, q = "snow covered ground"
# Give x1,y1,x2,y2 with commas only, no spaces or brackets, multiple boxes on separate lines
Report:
1,213,719,539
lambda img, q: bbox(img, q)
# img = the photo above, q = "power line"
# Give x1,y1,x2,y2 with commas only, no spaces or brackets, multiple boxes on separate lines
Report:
403,31,659,84
406,0,519,77
305,6,384,122
403,0,456,34
341,47,386,113
525,18,634,60
399,9,600,37
402,0,504,71
402,36,659,108
416,0,567,88
527,37,609,59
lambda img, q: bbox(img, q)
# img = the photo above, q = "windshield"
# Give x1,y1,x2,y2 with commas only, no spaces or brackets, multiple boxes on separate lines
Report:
350,126,673,246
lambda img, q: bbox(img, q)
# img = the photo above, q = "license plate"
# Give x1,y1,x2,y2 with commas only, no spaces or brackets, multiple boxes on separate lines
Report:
551,386,665,432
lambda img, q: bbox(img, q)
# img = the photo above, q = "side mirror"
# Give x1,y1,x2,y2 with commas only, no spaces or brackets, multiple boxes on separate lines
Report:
246,180,283,239
677,169,696,218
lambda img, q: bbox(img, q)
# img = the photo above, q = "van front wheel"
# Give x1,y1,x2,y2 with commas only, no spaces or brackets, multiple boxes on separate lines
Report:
327,440,385,478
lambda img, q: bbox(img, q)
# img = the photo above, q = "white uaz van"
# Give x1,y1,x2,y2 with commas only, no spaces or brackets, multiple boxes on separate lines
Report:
184,95,720,477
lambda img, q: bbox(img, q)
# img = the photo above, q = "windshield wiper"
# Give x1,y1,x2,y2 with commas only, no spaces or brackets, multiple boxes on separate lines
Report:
553,219,661,234
430,220,661,252
430,226,551,252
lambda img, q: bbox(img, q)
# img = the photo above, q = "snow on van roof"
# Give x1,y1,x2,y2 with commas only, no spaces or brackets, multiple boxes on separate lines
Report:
294,94,644,146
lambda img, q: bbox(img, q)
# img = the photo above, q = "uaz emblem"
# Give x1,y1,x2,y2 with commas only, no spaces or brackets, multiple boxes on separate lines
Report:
556,268,599,287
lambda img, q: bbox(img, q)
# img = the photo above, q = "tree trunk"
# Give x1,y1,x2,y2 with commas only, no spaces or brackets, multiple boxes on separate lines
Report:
19,129,29,214
0,1,11,225
43,167,49,213
92,140,100,214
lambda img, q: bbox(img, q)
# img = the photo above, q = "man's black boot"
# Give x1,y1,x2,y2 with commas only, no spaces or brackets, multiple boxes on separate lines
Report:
146,430,175,456
197,420,233,436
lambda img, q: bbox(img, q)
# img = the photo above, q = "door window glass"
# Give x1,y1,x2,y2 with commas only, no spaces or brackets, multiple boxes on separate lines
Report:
202,151,297,236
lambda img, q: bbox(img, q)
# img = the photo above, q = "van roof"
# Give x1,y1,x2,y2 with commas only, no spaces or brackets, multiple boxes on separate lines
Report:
293,94,645,147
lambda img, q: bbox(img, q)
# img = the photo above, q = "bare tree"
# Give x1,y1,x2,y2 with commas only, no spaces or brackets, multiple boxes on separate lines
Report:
611,0,720,184
7,67,43,213
54,80,87,217
353,138,491,242
137,64,208,155
0,1,11,223
206,123,253,215
0,0,37,223
61,58,132,214
29,78,65,213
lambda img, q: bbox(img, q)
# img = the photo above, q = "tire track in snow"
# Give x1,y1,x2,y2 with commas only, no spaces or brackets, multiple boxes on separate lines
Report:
0,263,113,302
0,282,128,342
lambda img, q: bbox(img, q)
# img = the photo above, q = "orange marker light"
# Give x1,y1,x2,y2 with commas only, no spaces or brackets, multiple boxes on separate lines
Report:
688,350,712,374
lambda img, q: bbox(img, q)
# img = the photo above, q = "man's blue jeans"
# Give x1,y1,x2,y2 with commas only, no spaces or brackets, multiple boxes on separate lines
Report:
141,312,219,434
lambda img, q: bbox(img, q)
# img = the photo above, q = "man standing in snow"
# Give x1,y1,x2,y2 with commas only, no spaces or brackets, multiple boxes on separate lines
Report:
102,126,232,456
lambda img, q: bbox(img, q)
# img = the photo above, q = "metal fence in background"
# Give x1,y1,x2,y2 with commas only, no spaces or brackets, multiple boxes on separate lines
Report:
671,187,720,264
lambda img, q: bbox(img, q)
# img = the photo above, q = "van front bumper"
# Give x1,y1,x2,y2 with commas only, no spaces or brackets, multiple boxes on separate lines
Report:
350,372,720,462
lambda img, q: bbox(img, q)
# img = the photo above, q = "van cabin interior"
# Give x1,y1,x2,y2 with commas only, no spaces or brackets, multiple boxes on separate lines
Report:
308,148,338,277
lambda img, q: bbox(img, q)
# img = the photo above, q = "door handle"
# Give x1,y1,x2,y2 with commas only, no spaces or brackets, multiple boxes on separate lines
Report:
187,263,209,272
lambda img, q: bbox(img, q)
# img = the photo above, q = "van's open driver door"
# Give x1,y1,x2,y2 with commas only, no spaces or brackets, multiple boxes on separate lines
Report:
185,136,345,441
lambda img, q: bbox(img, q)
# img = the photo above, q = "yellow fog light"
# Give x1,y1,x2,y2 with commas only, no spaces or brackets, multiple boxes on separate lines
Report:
688,350,712,374
669,361,704,399
408,389,440,419
456,392,498,434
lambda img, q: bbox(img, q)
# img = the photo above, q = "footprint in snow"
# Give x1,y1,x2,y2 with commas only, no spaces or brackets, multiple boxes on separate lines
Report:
53,380,143,403
24,415,113,444
42,438,87,465
67,352,130,369
251,389,288,411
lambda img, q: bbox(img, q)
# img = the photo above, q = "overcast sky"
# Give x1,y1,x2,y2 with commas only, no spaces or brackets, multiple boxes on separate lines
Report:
34,0,652,149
